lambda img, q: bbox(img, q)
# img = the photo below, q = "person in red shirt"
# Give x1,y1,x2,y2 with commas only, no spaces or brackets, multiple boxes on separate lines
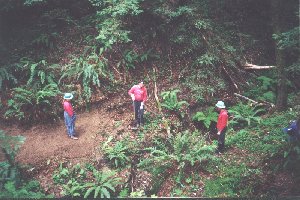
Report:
215,100,228,153
63,93,78,140
128,81,147,129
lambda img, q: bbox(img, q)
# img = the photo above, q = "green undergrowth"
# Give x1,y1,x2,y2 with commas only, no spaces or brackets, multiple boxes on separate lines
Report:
52,163,121,198
1,103,300,198
50,106,299,198
203,110,299,197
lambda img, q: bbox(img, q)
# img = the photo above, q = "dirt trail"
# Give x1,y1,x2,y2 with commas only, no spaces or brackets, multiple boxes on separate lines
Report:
1,94,134,166
0,94,142,196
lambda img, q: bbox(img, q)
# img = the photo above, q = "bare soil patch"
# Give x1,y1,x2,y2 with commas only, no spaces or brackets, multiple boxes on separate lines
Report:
1,94,135,166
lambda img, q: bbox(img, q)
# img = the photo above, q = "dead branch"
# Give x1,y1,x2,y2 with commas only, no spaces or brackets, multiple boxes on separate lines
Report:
234,93,259,103
243,62,276,70
234,93,275,107
221,65,240,92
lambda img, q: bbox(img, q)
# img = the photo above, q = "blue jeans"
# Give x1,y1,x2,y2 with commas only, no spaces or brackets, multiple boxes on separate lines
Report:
64,111,76,136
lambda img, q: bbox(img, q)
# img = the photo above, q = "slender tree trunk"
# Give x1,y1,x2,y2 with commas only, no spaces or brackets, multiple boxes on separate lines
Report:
275,48,288,111
271,0,289,111
0,14,6,55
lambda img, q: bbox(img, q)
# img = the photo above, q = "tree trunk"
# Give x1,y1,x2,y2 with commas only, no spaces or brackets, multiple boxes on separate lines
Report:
271,0,293,111
275,48,288,111
0,13,7,56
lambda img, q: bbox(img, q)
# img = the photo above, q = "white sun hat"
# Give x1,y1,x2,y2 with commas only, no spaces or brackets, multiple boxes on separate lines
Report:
215,100,226,108
63,93,73,100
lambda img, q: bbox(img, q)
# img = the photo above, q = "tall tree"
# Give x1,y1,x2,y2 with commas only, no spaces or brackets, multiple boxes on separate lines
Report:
271,0,298,111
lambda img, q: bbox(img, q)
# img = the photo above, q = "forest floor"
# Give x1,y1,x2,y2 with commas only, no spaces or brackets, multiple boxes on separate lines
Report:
0,92,298,197
0,93,137,196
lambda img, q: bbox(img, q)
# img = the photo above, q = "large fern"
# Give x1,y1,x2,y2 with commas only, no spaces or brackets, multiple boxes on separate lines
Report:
192,107,218,129
229,102,265,127
24,59,58,89
60,53,108,105
139,131,217,183
4,84,60,121
52,163,120,198
101,136,130,168
83,168,121,198
161,89,189,112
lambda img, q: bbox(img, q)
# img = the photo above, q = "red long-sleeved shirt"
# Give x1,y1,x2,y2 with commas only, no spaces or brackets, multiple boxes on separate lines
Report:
217,109,228,132
63,101,74,117
128,85,147,102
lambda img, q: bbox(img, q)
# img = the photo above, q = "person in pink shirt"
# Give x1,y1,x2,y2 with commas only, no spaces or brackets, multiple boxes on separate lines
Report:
128,81,147,129
63,93,78,140
215,100,228,153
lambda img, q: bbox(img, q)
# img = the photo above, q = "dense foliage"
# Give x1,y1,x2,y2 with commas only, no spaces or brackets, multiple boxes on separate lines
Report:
0,0,299,198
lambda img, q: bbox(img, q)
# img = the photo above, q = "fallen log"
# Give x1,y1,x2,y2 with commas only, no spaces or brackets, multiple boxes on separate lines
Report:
233,93,275,107
243,62,276,70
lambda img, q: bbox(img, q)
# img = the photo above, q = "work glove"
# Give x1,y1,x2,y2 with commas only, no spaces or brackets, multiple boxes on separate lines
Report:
131,94,135,101
140,102,144,109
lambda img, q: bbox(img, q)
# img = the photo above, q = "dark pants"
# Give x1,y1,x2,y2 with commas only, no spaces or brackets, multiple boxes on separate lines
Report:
217,127,227,153
133,100,144,126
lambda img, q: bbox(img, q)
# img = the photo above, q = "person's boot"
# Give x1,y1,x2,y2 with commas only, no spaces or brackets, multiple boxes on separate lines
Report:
70,136,78,140
131,123,138,130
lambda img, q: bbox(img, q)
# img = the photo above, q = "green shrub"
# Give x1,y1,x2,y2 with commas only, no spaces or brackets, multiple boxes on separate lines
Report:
117,49,159,72
83,166,121,198
31,32,59,49
3,58,61,122
161,89,189,112
102,136,130,168
60,53,108,106
129,189,146,197
92,0,142,49
17,59,59,90
53,163,120,198
139,131,218,184
227,111,296,156
117,49,139,70
244,76,276,103
229,103,265,127
0,130,25,164
194,53,218,66
53,163,87,197
204,163,261,197
192,107,218,129
227,128,286,156
182,69,224,104
0,180,52,198
0,130,25,190
4,84,60,122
